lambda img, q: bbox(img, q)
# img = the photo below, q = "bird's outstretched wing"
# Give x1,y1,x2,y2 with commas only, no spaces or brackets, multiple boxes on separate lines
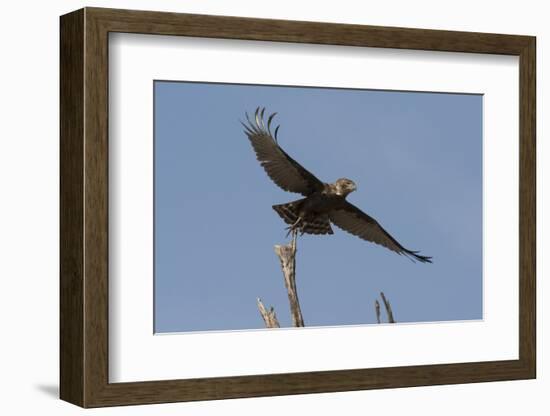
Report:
242,107,324,196
330,201,432,263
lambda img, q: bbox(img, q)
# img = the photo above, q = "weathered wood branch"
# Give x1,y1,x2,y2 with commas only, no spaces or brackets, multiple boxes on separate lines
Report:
380,291,396,323
375,299,381,324
274,232,304,327
257,232,304,328
256,298,280,328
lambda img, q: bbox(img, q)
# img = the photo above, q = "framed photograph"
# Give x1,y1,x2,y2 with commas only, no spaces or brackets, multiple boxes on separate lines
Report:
60,7,536,408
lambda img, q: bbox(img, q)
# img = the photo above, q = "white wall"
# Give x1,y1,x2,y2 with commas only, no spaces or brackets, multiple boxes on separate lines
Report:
0,0,545,414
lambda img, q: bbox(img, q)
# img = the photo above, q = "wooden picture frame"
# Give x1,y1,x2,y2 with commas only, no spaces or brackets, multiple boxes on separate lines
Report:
60,7,536,408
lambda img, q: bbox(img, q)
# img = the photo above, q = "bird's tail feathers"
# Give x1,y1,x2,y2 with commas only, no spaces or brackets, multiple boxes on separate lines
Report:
301,217,334,235
273,201,334,235
272,201,302,226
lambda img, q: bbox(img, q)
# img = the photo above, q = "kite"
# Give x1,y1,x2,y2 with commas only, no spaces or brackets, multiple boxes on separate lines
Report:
242,107,432,263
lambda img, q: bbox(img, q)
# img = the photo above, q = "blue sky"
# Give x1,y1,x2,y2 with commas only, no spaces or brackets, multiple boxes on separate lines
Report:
154,81,482,333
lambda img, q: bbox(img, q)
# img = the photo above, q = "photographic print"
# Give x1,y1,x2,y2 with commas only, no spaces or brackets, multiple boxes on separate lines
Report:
60,9,535,406
153,81,482,333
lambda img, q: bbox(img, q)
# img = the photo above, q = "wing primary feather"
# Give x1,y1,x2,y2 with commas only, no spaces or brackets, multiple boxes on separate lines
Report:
240,120,255,136
267,112,277,135
245,112,255,130
241,108,324,196
255,107,261,129
404,250,432,263
260,107,266,129
247,112,261,135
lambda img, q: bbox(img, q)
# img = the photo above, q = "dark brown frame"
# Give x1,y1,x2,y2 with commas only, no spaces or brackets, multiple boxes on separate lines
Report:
60,7,536,408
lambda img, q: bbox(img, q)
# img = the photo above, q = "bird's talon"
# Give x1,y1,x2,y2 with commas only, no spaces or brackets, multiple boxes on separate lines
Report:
285,219,302,238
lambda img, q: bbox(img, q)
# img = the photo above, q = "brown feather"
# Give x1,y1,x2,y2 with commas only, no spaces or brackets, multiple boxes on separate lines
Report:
302,215,334,235
243,108,323,196
330,201,432,263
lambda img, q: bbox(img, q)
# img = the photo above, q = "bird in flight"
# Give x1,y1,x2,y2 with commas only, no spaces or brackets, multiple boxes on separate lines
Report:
242,107,432,263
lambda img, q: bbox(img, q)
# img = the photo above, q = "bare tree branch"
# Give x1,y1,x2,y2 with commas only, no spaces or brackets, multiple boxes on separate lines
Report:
380,291,396,323
274,231,304,327
375,299,381,324
257,298,280,328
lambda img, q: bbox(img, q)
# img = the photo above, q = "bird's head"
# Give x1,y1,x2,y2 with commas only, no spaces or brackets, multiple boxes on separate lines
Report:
334,178,357,197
